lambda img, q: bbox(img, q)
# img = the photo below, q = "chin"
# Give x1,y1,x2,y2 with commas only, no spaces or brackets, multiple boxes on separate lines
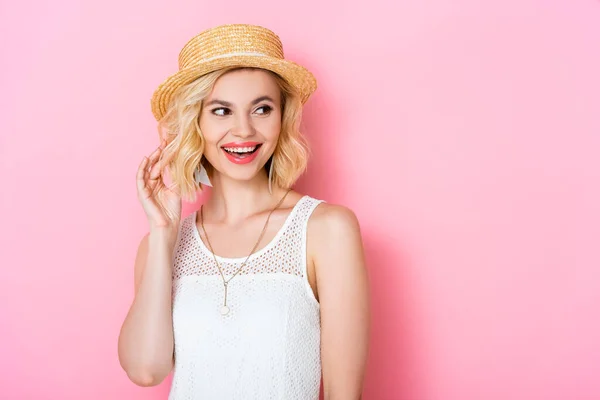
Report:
218,163,268,183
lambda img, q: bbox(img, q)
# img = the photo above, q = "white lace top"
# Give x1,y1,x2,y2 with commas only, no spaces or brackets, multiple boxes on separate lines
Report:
168,195,324,400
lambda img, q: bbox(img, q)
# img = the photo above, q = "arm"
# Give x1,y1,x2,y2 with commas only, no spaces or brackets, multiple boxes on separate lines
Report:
309,204,371,400
117,228,177,386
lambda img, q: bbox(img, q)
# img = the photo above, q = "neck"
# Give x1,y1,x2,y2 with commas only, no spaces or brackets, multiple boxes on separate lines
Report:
203,169,287,225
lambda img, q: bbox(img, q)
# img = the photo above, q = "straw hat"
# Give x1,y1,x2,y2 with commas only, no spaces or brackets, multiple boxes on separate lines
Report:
150,24,318,121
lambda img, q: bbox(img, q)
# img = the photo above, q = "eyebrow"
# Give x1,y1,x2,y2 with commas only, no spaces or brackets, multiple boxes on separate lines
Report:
204,95,276,108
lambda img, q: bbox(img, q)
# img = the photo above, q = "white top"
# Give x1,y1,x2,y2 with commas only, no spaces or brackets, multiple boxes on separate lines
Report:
168,195,324,400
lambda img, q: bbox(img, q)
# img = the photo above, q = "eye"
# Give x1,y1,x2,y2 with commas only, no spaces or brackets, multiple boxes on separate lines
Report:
211,107,231,116
255,105,272,115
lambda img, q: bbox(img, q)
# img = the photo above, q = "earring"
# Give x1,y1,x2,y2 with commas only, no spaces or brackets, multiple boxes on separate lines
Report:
268,157,274,194
194,163,212,187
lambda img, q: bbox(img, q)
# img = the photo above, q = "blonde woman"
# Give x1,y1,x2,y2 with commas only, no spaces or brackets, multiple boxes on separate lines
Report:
118,24,370,400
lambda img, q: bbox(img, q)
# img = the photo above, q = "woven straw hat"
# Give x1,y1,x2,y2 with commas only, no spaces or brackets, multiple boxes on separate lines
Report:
150,24,318,121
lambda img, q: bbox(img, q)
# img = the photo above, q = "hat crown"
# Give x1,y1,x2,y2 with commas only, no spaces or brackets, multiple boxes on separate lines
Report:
178,24,285,70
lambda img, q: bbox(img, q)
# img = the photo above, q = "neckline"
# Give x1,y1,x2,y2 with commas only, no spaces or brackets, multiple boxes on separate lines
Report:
191,195,308,263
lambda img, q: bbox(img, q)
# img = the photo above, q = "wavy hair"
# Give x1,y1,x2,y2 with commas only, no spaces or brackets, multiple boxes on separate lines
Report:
155,66,310,213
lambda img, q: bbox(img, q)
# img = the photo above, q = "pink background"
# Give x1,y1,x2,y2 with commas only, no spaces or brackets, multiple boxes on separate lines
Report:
1,0,599,399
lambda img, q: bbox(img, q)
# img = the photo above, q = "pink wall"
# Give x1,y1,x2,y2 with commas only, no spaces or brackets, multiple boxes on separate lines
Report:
2,0,599,399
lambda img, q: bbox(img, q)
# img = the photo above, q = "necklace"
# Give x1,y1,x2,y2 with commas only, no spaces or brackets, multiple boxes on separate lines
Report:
199,189,292,316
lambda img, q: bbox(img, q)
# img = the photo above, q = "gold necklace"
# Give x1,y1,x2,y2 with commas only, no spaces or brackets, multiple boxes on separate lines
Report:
199,189,291,316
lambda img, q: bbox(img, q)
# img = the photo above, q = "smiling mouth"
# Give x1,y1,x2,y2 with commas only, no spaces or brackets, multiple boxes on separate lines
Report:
221,143,263,161
221,144,262,155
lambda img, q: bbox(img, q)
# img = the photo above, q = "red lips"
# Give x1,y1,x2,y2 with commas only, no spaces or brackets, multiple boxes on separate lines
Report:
221,142,263,165
221,141,262,148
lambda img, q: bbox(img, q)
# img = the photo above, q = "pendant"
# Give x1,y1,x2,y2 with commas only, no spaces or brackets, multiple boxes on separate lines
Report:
220,281,230,316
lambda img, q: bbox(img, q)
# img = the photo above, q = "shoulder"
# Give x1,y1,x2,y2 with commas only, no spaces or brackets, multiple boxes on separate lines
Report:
307,201,363,256
309,201,361,235
306,201,367,300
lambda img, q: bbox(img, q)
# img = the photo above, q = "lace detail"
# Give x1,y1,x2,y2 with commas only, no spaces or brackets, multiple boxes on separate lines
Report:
168,195,324,400
173,197,305,278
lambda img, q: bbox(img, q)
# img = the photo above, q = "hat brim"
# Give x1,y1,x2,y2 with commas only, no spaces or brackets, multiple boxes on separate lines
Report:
150,55,317,121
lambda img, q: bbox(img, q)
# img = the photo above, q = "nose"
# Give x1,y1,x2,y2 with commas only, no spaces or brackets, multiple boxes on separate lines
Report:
230,113,256,139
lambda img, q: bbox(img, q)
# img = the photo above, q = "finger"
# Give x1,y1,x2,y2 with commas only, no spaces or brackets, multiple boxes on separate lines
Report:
149,148,175,181
146,146,162,169
137,157,150,196
148,158,163,181
154,145,178,174
144,164,152,186
151,156,171,179
146,146,165,180
145,161,159,191
137,156,148,181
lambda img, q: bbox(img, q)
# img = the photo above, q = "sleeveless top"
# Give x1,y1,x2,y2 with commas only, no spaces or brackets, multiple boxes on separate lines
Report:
168,195,325,400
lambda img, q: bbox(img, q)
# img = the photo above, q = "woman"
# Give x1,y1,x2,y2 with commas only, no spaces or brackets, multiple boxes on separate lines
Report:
118,24,370,399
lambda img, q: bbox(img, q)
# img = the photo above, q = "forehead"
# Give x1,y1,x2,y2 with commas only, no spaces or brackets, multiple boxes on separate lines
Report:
208,68,280,103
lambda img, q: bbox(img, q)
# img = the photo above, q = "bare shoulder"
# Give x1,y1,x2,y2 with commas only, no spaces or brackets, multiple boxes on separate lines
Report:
307,201,364,269
309,202,362,239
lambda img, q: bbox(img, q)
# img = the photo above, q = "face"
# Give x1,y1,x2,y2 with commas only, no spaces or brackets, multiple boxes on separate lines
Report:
199,68,282,184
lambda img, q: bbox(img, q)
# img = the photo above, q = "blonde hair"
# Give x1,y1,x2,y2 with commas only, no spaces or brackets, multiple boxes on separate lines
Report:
156,66,310,208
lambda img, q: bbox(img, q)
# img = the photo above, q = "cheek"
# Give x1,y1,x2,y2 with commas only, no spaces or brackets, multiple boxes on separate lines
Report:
198,120,222,162
260,118,282,141
200,128,229,160
199,119,219,143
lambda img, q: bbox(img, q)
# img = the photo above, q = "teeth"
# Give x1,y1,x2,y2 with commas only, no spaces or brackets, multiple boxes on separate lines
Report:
223,146,257,153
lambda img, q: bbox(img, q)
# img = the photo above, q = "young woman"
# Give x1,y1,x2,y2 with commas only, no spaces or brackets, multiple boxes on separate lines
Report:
118,24,370,400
